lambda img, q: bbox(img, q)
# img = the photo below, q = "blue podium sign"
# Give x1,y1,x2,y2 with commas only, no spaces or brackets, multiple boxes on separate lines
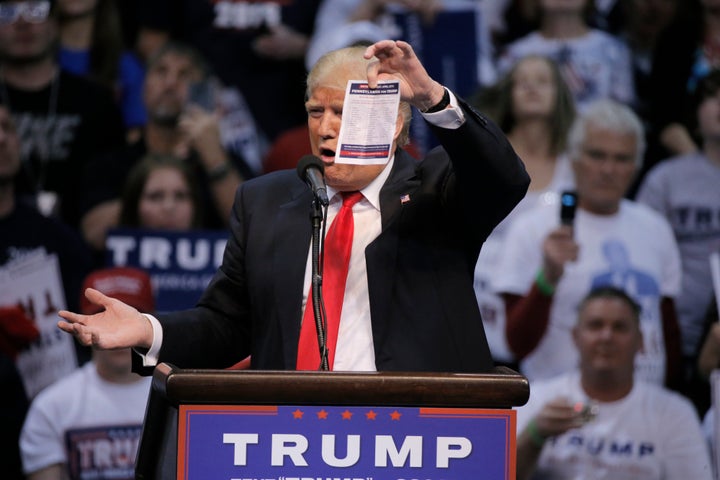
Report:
178,404,516,480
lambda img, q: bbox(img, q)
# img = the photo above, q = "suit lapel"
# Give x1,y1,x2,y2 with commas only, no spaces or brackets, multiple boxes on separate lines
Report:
367,150,420,337
273,186,314,366
379,149,420,229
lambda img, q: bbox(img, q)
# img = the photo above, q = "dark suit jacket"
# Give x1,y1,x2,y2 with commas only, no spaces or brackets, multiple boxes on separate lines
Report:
135,100,529,373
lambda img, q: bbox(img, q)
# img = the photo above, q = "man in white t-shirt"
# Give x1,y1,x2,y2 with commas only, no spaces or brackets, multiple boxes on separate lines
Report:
496,99,683,387
20,267,154,480
515,286,711,480
636,69,720,405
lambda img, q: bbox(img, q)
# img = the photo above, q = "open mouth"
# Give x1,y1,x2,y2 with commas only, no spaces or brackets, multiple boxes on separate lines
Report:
320,148,336,159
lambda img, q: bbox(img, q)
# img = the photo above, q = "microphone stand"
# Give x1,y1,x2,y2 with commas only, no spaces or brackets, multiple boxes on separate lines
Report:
309,197,329,370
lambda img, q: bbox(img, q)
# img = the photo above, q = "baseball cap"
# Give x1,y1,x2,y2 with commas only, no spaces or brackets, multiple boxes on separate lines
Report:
80,267,155,314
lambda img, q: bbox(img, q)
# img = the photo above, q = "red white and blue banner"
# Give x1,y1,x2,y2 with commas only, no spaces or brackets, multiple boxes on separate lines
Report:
177,404,516,480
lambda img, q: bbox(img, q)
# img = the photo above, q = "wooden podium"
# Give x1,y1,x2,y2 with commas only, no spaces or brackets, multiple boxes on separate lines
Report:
136,363,529,480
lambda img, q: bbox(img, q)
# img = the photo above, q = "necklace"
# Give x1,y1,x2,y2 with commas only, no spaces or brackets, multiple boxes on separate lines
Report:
0,68,60,192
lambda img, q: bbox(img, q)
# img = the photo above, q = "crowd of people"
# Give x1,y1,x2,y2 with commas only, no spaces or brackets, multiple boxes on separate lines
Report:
1,0,720,479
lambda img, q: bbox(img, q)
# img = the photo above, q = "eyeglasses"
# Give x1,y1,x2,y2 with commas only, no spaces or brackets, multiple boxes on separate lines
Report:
0,1,51,26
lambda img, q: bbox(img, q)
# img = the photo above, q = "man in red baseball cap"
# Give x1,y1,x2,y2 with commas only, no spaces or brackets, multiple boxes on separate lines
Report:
79,267,155,316
20,267,154,480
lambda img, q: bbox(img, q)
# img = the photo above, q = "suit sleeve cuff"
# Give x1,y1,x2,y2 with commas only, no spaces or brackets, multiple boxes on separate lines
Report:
419,89,465,129
132,313,163,367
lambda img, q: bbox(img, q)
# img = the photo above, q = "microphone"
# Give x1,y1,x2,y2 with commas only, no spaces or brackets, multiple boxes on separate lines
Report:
296,155,329,206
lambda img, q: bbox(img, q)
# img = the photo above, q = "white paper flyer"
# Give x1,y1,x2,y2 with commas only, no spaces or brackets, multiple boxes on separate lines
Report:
335,80,401,165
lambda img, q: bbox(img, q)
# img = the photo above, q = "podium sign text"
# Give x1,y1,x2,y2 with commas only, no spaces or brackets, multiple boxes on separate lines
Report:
178,404,515,480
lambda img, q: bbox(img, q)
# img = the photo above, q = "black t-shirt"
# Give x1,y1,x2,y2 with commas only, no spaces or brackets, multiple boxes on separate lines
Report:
140,0,321,141
1,71,125,227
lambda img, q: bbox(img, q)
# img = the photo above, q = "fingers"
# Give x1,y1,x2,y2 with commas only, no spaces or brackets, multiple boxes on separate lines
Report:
84,288,114,311
536,398,582,436
57,318,76,334
183,104,205,116
395,40,415,58
57,320,94,346
57,308,85,325
363,39,394,60
364,39,414,62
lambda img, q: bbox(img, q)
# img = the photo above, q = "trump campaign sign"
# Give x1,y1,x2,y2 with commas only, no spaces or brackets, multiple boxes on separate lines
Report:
105,228,228,312
177,404,516,480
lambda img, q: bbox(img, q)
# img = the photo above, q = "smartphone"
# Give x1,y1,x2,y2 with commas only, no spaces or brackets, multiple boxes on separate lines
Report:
574,401,599,424
187,80,216,111
560,190,578,227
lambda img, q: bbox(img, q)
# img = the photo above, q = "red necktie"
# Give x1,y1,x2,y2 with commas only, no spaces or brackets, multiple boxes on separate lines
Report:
296,191,364,370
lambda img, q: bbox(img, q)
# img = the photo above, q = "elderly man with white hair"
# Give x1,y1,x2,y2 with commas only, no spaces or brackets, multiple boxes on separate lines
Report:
496,99,683,389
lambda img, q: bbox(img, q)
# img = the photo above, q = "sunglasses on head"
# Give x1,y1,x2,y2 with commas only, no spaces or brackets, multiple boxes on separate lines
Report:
0,1,50,25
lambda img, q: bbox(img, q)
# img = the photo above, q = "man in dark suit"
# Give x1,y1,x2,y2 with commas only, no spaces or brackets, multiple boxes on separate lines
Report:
58,40,530,373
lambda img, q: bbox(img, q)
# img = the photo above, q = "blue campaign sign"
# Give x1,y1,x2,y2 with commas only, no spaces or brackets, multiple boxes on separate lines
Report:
105,228,228,312
178,405,516,480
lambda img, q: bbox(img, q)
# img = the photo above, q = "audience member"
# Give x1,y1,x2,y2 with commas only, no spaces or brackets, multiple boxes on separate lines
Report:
135,0,321,143
0,104,92,406
308,0,497,91
617,0,678,124
57,40,530,374
308,0,442,69
0,350,30,480
614,0,680,197
119,154,203,230
636,69,720,403
493,0,626,56
698,301,720,383
470,54,576,366
113,0,141,52
479,0,514,47
496,0,636,113
0,104,92,316
588,0,625,32
699,300,720,461
56,0,147,135
80,42,243,251
0,0,125,226
20,267,154,480
496,99,683,389
515,286,712,480
492,0,540,51
648,0,717,160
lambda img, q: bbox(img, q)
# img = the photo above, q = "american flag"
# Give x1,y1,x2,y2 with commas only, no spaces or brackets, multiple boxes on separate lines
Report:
400,194,411,204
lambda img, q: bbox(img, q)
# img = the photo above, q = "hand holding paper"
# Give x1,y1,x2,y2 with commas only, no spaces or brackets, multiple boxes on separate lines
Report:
363,40,445,111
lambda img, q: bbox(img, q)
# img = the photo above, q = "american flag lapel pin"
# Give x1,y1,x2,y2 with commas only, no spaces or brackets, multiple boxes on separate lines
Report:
400,193,411,205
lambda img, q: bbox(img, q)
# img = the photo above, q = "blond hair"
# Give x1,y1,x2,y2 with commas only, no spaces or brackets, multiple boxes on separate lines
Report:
306,46,412,147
